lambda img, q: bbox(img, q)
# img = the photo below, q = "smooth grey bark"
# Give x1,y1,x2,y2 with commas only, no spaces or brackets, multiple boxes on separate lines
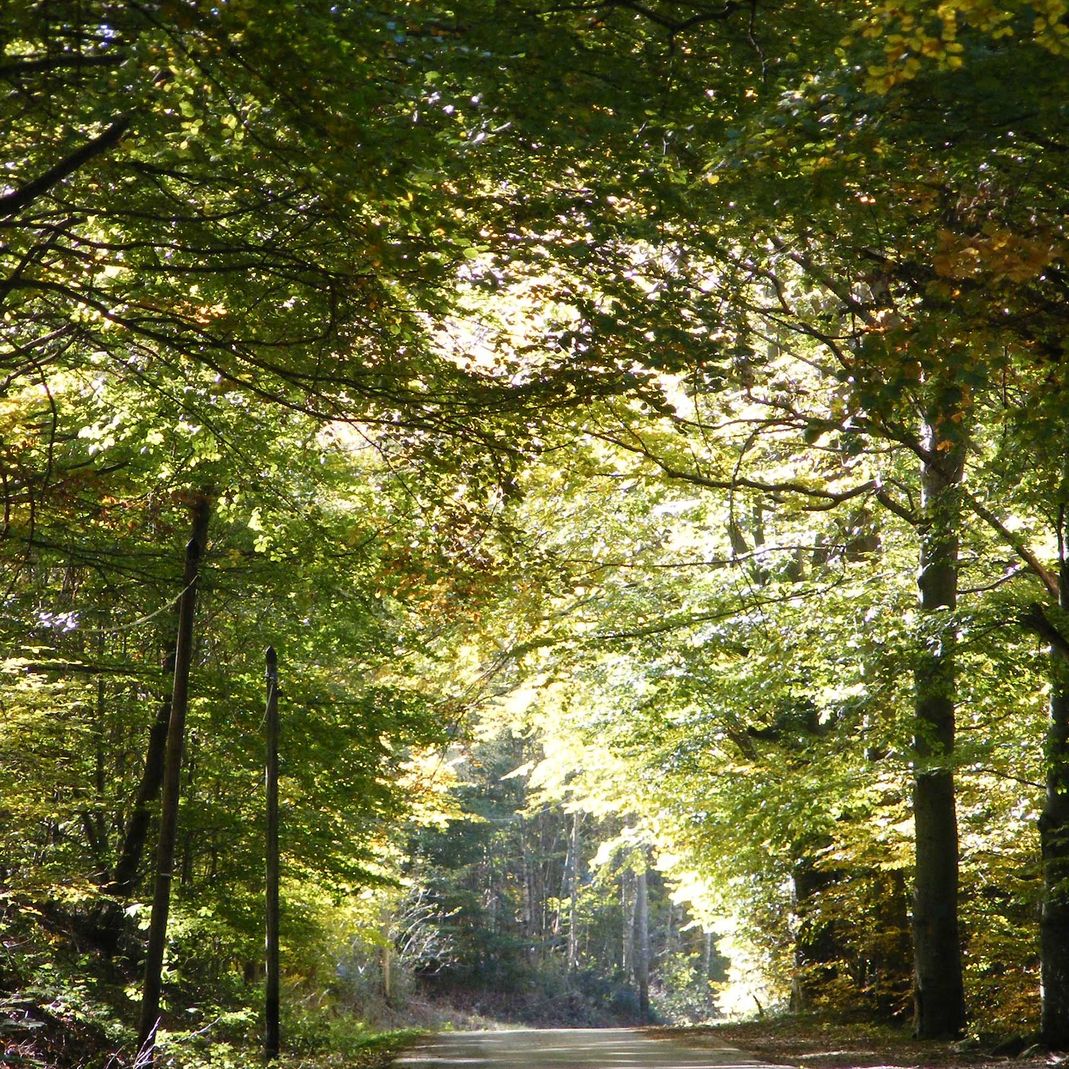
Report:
634,864,650,1023
911,404,966,1039
567,810,581,972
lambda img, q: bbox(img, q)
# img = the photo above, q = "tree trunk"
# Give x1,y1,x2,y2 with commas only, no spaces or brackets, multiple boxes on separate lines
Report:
109,679,173,896
870,870,913,1020
180,734,197,889
111,495,212,898
790,853,841,1012
911,402,966,1039
264,647,281,1061
382,941,393,1005
138,530,206,1059
634,863,650,1024
83,648,109,883
1041,550,1069,1046
567,810,581,972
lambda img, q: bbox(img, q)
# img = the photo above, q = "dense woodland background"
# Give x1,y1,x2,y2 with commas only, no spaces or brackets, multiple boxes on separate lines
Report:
3,0,1069,1065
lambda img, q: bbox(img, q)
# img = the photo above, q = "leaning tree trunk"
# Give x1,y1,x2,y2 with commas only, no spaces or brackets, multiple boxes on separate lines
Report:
111,494,212,898
911,399,966,1039
1041,547,1069,1047
138,524,208,1059
87,496,211,958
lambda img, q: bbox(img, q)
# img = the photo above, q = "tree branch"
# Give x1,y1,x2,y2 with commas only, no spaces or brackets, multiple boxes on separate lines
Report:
0,53,123,79
874,487,917,525
0,115,131,218
964,492,1060,599
9,661,152,676
598,428,884,510
1019,602,1069,664
541,0,740,33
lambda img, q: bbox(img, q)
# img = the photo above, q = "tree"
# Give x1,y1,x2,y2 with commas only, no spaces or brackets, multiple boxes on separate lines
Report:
449,0,1069,1035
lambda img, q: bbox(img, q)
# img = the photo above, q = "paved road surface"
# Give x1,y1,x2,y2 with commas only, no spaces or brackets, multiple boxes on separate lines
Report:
395,1027,782,1068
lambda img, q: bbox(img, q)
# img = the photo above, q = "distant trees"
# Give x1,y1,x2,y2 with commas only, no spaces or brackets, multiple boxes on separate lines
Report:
400,732,719,1025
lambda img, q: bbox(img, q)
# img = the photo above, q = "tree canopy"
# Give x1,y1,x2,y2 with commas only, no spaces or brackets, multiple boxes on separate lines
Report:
4,0,1069,1064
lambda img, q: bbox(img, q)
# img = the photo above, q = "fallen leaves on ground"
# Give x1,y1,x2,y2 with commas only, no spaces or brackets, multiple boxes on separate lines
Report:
651,1017,1058,1069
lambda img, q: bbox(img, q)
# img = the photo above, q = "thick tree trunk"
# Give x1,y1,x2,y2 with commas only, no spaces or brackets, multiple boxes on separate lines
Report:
911,405,966,1039
1041,555,1069,1046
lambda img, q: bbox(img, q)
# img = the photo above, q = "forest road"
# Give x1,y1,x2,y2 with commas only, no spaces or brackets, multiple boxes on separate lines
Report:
395,1027,783,1068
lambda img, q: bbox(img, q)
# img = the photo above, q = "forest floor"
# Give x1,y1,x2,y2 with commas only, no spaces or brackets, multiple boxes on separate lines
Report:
654,1019,1057,1069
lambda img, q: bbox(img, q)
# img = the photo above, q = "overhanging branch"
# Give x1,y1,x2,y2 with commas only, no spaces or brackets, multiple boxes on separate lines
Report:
598,427,889,511
0,115,131,218
1019,602,1069,664
964,493,1060,599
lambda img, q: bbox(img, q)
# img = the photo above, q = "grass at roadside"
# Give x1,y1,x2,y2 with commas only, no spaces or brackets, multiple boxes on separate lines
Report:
295,1027,427,1069
158,1026,429,1069
1,992,424,1069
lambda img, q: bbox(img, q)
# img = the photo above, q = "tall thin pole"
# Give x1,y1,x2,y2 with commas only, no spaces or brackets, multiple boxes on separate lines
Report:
567,810,580,972
264,646,280,1062
138,536,203,1060
635,864,650,1024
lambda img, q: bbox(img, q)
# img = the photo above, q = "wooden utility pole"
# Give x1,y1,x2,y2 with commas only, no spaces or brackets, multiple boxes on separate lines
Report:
264,647,281,1062
137,536,204,1060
